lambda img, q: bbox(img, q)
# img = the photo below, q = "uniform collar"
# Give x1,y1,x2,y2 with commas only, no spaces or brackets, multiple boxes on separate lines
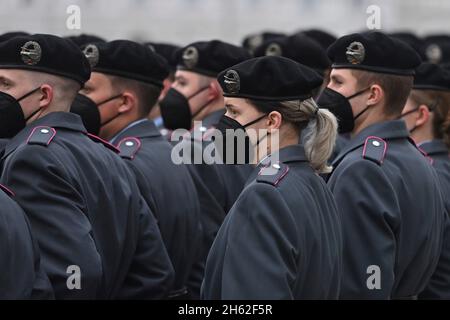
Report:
419,139,449,156
111,119,161,144
332,120,410,167
2,112,87,160
202,109,225,128
259,144,308,167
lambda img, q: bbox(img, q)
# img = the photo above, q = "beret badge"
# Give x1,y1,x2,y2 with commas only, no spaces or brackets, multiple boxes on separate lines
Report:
426,44,442,64
20,41,42,65
265,43,283,56
346,41,365,64
223,70,240,94
182,46,199,69
83,44,100,68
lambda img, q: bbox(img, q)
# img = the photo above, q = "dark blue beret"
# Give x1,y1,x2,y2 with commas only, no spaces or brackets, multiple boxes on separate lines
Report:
389,32,426,60
175,40,252,77
0,33,90,85
218,56,323,102
254,33,330,73
242,31,286,53
413,62,450,91
328,31,422,76
83,40,169,88
423,34,450,64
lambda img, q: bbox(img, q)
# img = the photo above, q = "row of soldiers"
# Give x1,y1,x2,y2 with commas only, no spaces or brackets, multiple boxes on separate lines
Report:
0,27,449,299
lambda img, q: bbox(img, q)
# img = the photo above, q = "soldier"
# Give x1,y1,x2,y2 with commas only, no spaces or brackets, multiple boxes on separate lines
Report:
399,62,450,299
0,184,53,299
144,42,180,133
202,56,342,299
79,39,202,299
158,40,253,297
317,31,445,299
0,34,174,299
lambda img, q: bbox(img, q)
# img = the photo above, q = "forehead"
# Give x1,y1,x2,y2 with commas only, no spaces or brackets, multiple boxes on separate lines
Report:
0,68,32,82
329,68,357,80
224,96,252,108
174,69,201,81
87,72,114,86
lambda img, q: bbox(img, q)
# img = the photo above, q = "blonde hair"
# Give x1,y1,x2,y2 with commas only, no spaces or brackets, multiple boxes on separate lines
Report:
249,97,338,173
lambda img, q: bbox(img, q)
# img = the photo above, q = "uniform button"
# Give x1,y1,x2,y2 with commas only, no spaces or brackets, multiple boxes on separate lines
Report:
40,128,49,134
372,140,381,147
199,126,207,132
272,163,281,170
125,141,134,147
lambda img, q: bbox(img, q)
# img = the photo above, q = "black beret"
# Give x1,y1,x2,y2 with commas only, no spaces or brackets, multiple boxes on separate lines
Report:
242,31,286,53
0,31,29,43
327,31,422,76
254,33,330,73
423,35,450,64
300,29,337,50
84,40,169,88
0,33,90,85
218,56,323,102
389,32,426,60
144,42,180,70
65,34,106,49
413,62,450,91
175,40,252,77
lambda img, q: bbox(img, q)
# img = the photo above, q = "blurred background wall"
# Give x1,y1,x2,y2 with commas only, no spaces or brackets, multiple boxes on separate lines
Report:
0,0,449,46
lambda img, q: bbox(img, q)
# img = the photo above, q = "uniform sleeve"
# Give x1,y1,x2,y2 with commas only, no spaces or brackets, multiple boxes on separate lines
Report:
0,146,102,299
328,159,400,299
0,192,53,299
219,183,299,299
116,195,175,299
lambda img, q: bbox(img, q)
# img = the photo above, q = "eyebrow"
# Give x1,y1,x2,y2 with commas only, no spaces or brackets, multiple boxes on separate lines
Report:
330,74,343,83
175,75,187,82
0,75,15,86
225,103,238,111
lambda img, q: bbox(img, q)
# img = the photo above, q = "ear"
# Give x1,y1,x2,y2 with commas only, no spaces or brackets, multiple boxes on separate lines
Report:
38,84,53,109
117,92,136,113
415,104,430,127
207,81,220,101
367,84,384,106
266,110,282,131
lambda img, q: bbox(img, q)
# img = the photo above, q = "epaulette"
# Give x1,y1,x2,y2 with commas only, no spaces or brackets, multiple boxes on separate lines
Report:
256,162,289,186
0,184,15,197
85,133,119,154
362,136,387,165
26,126,56,146
116,137,142,160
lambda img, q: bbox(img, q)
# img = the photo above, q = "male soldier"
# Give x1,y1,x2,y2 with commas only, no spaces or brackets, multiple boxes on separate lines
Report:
317,31,445,299
400,62,450,298
0,184,53,299
80,39,202,299
158,40,252,297
0,34,174,299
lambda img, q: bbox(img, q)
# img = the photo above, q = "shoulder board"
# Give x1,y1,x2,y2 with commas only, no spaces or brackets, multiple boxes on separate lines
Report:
116,137,142,160
0,184,15,197
256,162,289,187
362,136,387,165
86,133,119,154
26,126,56,146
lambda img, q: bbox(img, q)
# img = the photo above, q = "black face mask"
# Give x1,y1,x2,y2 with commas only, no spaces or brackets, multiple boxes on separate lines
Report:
398,99,439,134
96,94,123,128
316,87,370,133
214,114,267,164
0,87,42,139
159,86,210,130
70,93,101,135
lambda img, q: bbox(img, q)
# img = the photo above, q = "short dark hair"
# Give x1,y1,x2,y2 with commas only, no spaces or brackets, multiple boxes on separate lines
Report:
109,76,162,116
351,70,414,116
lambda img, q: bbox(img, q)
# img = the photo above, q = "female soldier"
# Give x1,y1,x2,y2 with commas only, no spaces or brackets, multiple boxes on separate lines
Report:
201,56,342,299
400,62,450,299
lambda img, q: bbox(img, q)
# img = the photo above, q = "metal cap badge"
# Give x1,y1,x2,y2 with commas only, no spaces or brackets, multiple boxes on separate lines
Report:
182,46,199,69
265,43,283,56
20,41,42,65
346,41,365,64
426,44,442,64
83,44,100,68
224,70,240,94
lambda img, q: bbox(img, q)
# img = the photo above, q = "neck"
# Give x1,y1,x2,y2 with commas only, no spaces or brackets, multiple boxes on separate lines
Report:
351,106,395,137
255,132,299,163
410,124,435,145
193,98,223,121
